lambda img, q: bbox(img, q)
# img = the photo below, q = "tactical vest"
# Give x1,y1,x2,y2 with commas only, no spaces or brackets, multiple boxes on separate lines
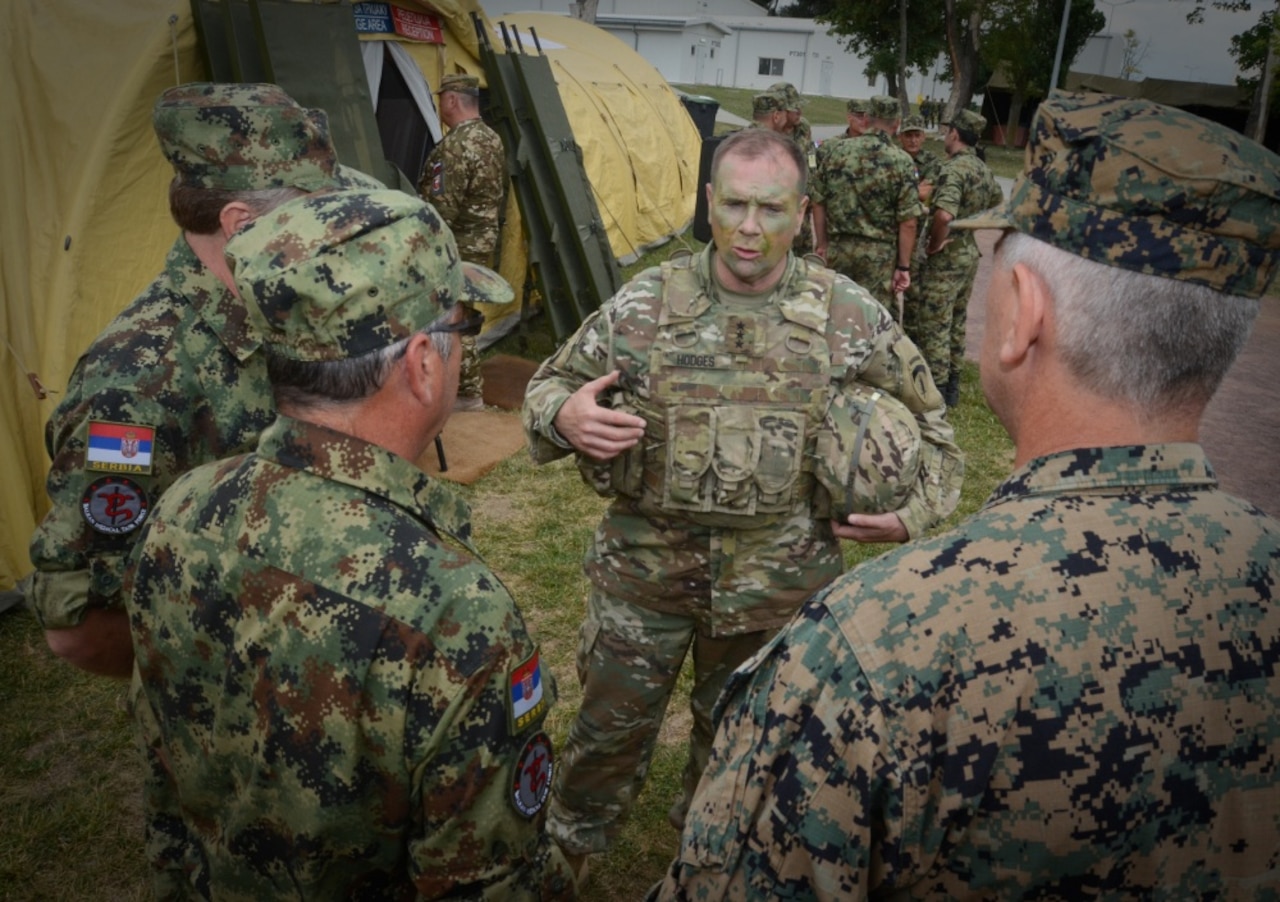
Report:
580,251,851,528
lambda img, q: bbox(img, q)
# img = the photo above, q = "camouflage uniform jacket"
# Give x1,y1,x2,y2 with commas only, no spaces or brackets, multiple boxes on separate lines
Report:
28,235,273,629
523,248,962,636
660,444,1280,900
911,147,943,188
811,130,925,243
928,146,1003,264
127,415,572,901
419,117,505,261
791,117,813,157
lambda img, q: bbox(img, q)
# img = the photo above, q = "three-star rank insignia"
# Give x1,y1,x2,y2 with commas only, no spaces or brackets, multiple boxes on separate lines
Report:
81,476,150,535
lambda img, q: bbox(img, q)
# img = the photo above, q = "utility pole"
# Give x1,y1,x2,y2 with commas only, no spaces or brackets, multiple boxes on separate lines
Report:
1049,0,1071,96
1254,15,1277,143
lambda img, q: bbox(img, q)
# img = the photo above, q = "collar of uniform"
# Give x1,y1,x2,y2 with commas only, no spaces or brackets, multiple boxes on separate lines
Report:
257,414,479,555
169,235,262,362
985,443,1217,508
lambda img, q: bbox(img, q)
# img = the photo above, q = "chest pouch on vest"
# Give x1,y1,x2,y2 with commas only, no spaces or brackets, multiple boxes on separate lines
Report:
664,403,807,521
813,384,921,519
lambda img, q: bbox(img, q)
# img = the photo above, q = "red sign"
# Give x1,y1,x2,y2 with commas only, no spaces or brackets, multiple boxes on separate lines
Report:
391,5,443,44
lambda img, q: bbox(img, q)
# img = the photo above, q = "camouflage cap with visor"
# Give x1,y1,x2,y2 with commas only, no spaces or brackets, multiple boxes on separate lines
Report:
900,115,927,134
870,95,901,120
947,108,987,136
768,81,805,110
952,92,1280,298
153,82,346,193
227,189,513,363
846,97,871,115
753,91,789,116
436,73,481,96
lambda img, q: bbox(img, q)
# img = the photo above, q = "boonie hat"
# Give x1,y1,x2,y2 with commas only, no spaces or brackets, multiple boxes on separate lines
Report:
153,82,342,192
870,95,901,120
948,108,987,135
952,92,1280,299
228,189,513,362
436,73,480,96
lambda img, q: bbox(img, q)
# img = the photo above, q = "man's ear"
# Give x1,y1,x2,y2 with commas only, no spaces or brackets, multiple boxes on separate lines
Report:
1000,261,1049,367
402,333,440,406
219,200,256,239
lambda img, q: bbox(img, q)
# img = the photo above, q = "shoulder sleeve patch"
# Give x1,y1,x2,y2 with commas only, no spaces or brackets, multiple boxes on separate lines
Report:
508,649,548,734
81,476,150,535
428,159,444,196
86,420,155,474
511,730,554,819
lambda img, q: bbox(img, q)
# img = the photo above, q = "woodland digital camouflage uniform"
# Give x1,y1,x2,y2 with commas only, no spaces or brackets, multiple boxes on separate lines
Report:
522,244,963,854
420,80,506,401
905,141,1003,386
128,190,568,899
812,127,924,306
28,82,355,630
658,92,1280,901
900,115,943,184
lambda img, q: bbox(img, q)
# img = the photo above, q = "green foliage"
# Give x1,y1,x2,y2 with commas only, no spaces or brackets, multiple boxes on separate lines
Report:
983,0,1105,97
809,0,949,85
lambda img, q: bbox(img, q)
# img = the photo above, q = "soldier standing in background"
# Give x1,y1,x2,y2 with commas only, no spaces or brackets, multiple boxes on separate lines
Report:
769,81,812,159
658,93,1280,901
748,89,790,133
907,109,1003,405
811,95,924,307
898,113,943,202
420,73,506,411
522,128,962,885
127,188,574,900
28,83,373,677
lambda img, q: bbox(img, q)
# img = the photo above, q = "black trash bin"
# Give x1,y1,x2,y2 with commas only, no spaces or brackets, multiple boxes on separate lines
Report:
680,94,720,140
692,133,724,244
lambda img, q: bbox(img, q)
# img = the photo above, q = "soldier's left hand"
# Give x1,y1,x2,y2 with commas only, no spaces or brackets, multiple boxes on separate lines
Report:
832,511,908,544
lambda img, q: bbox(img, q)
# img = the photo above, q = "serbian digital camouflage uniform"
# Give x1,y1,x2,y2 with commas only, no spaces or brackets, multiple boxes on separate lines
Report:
522,246,963,854
906,115,1003,386
127,189,572,899
420,73,506,402
812,116,924,306
27,82,360,631
659,94,1280,900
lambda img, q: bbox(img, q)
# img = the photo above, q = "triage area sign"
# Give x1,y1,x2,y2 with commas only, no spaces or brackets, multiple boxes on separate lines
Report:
352,2,445,43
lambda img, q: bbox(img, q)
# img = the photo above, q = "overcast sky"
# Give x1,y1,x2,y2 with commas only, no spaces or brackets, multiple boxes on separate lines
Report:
1101,0,1256,84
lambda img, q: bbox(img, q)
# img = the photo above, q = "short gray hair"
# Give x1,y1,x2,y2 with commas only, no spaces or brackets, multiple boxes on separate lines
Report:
267,309,456,413
998,232,1258,414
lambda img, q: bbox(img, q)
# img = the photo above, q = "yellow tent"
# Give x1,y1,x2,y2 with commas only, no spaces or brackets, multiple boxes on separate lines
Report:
0,0,699,590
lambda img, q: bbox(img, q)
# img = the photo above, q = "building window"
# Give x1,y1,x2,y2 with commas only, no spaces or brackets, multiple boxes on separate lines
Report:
758,58,784,76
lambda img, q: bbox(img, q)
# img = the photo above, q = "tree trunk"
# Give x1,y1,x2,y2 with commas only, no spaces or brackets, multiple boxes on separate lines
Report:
573,0,599,23
944,0,983,122
899,0,911,116
1005,91,1025,148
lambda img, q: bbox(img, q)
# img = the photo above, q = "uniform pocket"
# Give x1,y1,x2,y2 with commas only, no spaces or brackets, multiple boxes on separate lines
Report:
666,406,714,508
754,410,804,512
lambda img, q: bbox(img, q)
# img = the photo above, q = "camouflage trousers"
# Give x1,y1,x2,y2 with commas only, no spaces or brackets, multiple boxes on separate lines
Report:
825,236,895,308
546,587,773,855
904,245,980,386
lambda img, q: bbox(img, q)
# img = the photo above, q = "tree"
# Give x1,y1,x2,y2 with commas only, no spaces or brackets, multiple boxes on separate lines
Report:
1177,1,1279,144
1119,28,1150,80
803,0,950,102
982,0,1105,146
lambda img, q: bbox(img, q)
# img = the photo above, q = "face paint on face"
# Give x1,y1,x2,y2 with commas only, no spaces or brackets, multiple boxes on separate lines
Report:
707,150,805,295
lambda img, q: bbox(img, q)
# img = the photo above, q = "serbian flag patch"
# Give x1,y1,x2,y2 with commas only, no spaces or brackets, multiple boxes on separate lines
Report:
86,421,155,474
508,650,547,733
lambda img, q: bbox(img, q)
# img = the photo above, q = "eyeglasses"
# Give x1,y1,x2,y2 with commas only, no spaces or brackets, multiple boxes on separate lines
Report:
426,307,485,337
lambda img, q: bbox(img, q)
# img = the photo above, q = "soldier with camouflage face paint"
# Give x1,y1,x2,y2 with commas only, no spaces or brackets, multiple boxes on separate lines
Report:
522,128,963,882
811,95,925,308
126,188,576,900
658,93,1280,901
28,82,381,678
420,73,507,412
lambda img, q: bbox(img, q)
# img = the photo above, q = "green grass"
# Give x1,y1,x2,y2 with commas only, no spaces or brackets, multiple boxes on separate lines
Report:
0,240,1014,901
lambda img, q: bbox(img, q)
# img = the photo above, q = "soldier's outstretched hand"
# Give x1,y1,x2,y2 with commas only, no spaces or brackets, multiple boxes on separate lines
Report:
832,510,908,544
554,370,646,462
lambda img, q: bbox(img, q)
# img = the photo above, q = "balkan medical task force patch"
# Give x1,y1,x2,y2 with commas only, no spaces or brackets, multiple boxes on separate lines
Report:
508,650,552,817
82,476,149,535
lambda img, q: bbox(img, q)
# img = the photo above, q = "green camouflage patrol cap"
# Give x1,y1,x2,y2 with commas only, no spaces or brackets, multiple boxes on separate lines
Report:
952,92,1280,298
846,97,871,115
153,82,342,192
947,108,986,135
753,91,788,116
814,384,922,519
436,73,480,96
228,189,513,363
870,95,901,120
768,81,805,110
900,115,927,133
